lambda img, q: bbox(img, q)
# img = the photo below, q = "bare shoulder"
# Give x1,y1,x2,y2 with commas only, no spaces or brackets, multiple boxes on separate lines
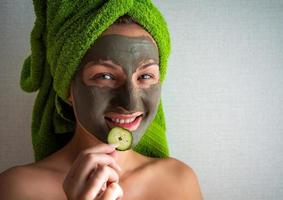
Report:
0,163,64,200
152,157,203,200
0,165,39,199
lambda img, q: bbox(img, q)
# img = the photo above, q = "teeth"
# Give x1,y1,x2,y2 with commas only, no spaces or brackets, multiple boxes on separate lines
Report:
110,117,137,124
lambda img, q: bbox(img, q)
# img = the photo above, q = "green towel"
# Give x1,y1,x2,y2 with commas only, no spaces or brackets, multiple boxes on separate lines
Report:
20,0,171,161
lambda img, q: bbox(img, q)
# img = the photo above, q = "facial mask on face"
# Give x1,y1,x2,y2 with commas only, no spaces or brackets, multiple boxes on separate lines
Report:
72,34,161,148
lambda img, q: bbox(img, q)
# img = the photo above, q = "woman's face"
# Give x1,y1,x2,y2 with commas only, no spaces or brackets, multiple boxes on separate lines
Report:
70,24,160,148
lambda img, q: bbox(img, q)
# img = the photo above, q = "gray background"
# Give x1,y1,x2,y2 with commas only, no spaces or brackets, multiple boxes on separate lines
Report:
1,0,282,199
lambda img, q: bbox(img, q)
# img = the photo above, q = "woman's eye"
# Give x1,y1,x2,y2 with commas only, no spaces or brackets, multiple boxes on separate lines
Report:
91,73,115,80
138,74,153,80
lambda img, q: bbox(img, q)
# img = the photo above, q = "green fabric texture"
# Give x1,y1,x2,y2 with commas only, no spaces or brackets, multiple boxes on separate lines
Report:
20,0,171,161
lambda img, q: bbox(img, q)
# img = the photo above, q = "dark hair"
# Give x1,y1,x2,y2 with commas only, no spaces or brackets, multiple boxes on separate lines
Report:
114,15,139,25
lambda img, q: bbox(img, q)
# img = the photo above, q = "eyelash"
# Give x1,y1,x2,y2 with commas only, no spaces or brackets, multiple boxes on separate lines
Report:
91,73,116,80
88,73,157,87
138,73,155,81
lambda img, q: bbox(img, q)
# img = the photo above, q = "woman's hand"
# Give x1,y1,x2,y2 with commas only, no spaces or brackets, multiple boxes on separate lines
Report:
63,144,123,200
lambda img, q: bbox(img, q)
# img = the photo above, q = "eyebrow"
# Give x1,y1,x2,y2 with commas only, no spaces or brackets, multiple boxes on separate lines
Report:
137,62,159,71
85,61,121,70
85,60,158,71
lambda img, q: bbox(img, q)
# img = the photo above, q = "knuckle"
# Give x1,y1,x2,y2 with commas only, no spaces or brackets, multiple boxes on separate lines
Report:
109,157,116,165
117,184,124,197
87,171,106,187
108,182,119,190
100,165,109,174
80,153,100,166
107,183,124,197
85,153,97,161
84,153,97,162
88,177,101,188
90,170,103,181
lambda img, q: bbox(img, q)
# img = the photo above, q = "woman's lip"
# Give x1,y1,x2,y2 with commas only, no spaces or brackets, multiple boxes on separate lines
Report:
104,111,143,120
105,115,143,132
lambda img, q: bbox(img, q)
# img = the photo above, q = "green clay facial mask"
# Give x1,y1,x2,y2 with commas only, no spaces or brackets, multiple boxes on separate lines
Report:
72,34,161,147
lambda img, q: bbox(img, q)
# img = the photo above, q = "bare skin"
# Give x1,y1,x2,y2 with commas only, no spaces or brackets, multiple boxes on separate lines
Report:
0,24,203,200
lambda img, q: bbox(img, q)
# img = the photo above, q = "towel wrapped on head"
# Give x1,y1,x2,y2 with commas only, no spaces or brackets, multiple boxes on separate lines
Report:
20,0,171,161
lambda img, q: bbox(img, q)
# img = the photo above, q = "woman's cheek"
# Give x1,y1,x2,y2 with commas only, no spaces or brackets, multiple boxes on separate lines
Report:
141,83,161,113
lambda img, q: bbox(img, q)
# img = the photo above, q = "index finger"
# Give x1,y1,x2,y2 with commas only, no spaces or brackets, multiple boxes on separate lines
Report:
80,143,118,156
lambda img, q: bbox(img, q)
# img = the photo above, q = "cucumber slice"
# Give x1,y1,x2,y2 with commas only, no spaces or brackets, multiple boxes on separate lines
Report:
107,127,133,151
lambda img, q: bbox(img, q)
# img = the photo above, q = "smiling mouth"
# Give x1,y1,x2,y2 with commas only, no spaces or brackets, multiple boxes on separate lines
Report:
104,112,143,132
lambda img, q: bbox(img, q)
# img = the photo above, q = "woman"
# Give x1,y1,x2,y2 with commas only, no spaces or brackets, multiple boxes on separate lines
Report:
0,1,202,199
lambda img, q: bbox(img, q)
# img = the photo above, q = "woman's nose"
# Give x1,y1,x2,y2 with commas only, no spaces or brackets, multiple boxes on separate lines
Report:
112,83,139,111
